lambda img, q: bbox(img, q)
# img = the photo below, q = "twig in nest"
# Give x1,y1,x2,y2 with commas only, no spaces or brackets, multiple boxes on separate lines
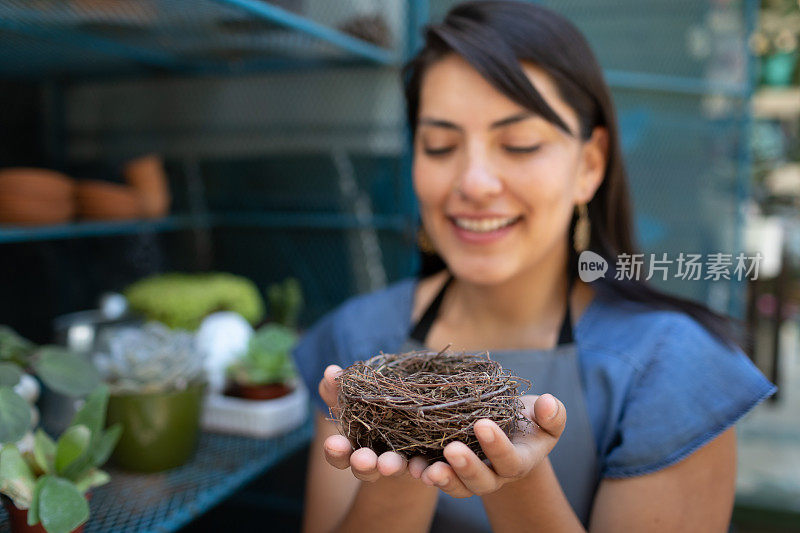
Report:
332,349,531,461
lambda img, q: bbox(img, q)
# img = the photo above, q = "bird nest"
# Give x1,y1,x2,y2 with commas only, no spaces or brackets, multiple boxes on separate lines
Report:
333,348,531,461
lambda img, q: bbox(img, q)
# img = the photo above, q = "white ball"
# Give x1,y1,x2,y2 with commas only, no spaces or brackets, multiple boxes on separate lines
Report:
197,312,254,393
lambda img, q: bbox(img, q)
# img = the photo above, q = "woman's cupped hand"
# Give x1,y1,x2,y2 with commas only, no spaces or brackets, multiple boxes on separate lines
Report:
318,364,567,498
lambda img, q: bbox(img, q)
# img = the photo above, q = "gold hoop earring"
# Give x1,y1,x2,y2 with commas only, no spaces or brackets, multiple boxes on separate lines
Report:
573,203,590,253
417,226,437,254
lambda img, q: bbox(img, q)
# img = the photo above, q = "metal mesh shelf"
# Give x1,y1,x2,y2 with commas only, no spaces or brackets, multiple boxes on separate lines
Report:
0,0,402,79
0,421,313,533
0,215,198,243
0,212,413,243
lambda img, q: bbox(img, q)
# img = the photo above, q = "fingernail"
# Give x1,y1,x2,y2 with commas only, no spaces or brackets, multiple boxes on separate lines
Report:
434,477,448,487
450,455,466,468
478,426,495,443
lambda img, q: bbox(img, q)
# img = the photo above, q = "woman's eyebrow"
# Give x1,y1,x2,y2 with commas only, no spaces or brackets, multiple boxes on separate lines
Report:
418,112,534,131
490,112,534,129
418,117,462,131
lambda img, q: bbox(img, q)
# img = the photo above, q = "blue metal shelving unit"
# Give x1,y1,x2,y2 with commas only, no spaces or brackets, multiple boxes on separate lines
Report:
0,421,314,533
0,0,425,310
0,0,401,79
0,215,196,244
0,1,426,530
0,213,411,244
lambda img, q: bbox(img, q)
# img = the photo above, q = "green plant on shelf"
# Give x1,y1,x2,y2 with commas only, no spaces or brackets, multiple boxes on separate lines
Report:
93,322,206,395
0,386,121,533
267,277,304,329
93,323,206,472
226,324,298,387
751,4,800,86
124,272,265,331
0,326,101,445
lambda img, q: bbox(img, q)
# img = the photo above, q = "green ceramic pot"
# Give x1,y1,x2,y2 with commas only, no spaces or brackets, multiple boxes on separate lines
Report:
106,382,206,472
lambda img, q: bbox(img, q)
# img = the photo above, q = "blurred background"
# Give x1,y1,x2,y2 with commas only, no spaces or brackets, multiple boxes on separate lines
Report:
0,0,797,531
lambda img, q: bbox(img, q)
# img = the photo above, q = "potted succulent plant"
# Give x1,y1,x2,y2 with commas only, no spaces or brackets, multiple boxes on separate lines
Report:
266,277,304,330
200,278,307,438
93,323,206,472
124,272,265,331
0,386,121,533
0,326,100,445
751,7,800,86
224,324,298,400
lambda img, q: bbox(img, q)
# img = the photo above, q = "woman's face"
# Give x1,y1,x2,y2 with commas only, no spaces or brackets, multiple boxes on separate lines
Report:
413,54,607,285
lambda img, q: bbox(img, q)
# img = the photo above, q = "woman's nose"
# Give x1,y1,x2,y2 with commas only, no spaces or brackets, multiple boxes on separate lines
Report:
456,148,503,200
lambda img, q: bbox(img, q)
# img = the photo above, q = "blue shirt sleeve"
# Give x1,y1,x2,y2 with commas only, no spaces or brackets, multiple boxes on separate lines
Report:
602,314,776,478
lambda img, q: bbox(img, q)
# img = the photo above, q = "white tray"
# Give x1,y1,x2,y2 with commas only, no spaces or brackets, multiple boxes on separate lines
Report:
201,382,309,438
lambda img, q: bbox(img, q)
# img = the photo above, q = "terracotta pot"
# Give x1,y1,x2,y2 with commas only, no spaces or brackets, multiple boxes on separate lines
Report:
0,168,75,202
1,494,87,533
0,194,75,226
224,381,292,401
75,180,143,220
123,154,170,218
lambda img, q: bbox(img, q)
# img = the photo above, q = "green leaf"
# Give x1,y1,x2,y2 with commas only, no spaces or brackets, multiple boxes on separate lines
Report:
0,326,35,365
0,445,36,509
0,362,23,387
54,426,90,476
74,468,110,494
27,474,49,526
68,386,108,439
39,476,89,533
33,429,57,475
0,387,31,444
90,424,121,468
32,347,100,397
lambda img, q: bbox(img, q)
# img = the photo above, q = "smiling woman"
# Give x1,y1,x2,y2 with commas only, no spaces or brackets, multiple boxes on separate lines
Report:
412,55,600,288
294,2,775,533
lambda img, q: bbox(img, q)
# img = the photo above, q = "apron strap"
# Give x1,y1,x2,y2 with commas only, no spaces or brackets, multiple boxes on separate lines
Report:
409,273,575,346
409,275,454,344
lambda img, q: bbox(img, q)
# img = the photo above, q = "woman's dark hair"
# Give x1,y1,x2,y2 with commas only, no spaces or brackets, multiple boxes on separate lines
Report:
402,0,744,349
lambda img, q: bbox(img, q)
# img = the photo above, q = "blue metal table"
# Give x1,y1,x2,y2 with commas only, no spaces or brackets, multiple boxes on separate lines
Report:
0,421,313,533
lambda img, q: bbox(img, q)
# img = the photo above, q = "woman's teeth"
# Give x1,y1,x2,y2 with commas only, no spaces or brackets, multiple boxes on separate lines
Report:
453,216,519,232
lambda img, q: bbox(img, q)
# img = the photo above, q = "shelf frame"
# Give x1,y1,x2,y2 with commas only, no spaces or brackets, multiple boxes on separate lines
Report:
0,212,416,244
0,0,401,80
215,0,399,66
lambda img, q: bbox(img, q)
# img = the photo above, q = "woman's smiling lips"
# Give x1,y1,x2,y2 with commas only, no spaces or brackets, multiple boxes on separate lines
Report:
448,214,523,244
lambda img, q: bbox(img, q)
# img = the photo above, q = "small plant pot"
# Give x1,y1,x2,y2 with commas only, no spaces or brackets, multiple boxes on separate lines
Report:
106,382,206,472
224,381,292,401
761,51,799,87
1,494,87,533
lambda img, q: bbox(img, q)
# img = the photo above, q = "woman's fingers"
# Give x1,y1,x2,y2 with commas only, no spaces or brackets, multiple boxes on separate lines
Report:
325,436,410,481
377,451,408,477
531,393,566,439
442,441,499,495
318,364,342,412
469,394,567,482
473,419,526,479
408,456,429,479
350,447,381,482
421,461,472,498
504,394,567,468
323,434,353,469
